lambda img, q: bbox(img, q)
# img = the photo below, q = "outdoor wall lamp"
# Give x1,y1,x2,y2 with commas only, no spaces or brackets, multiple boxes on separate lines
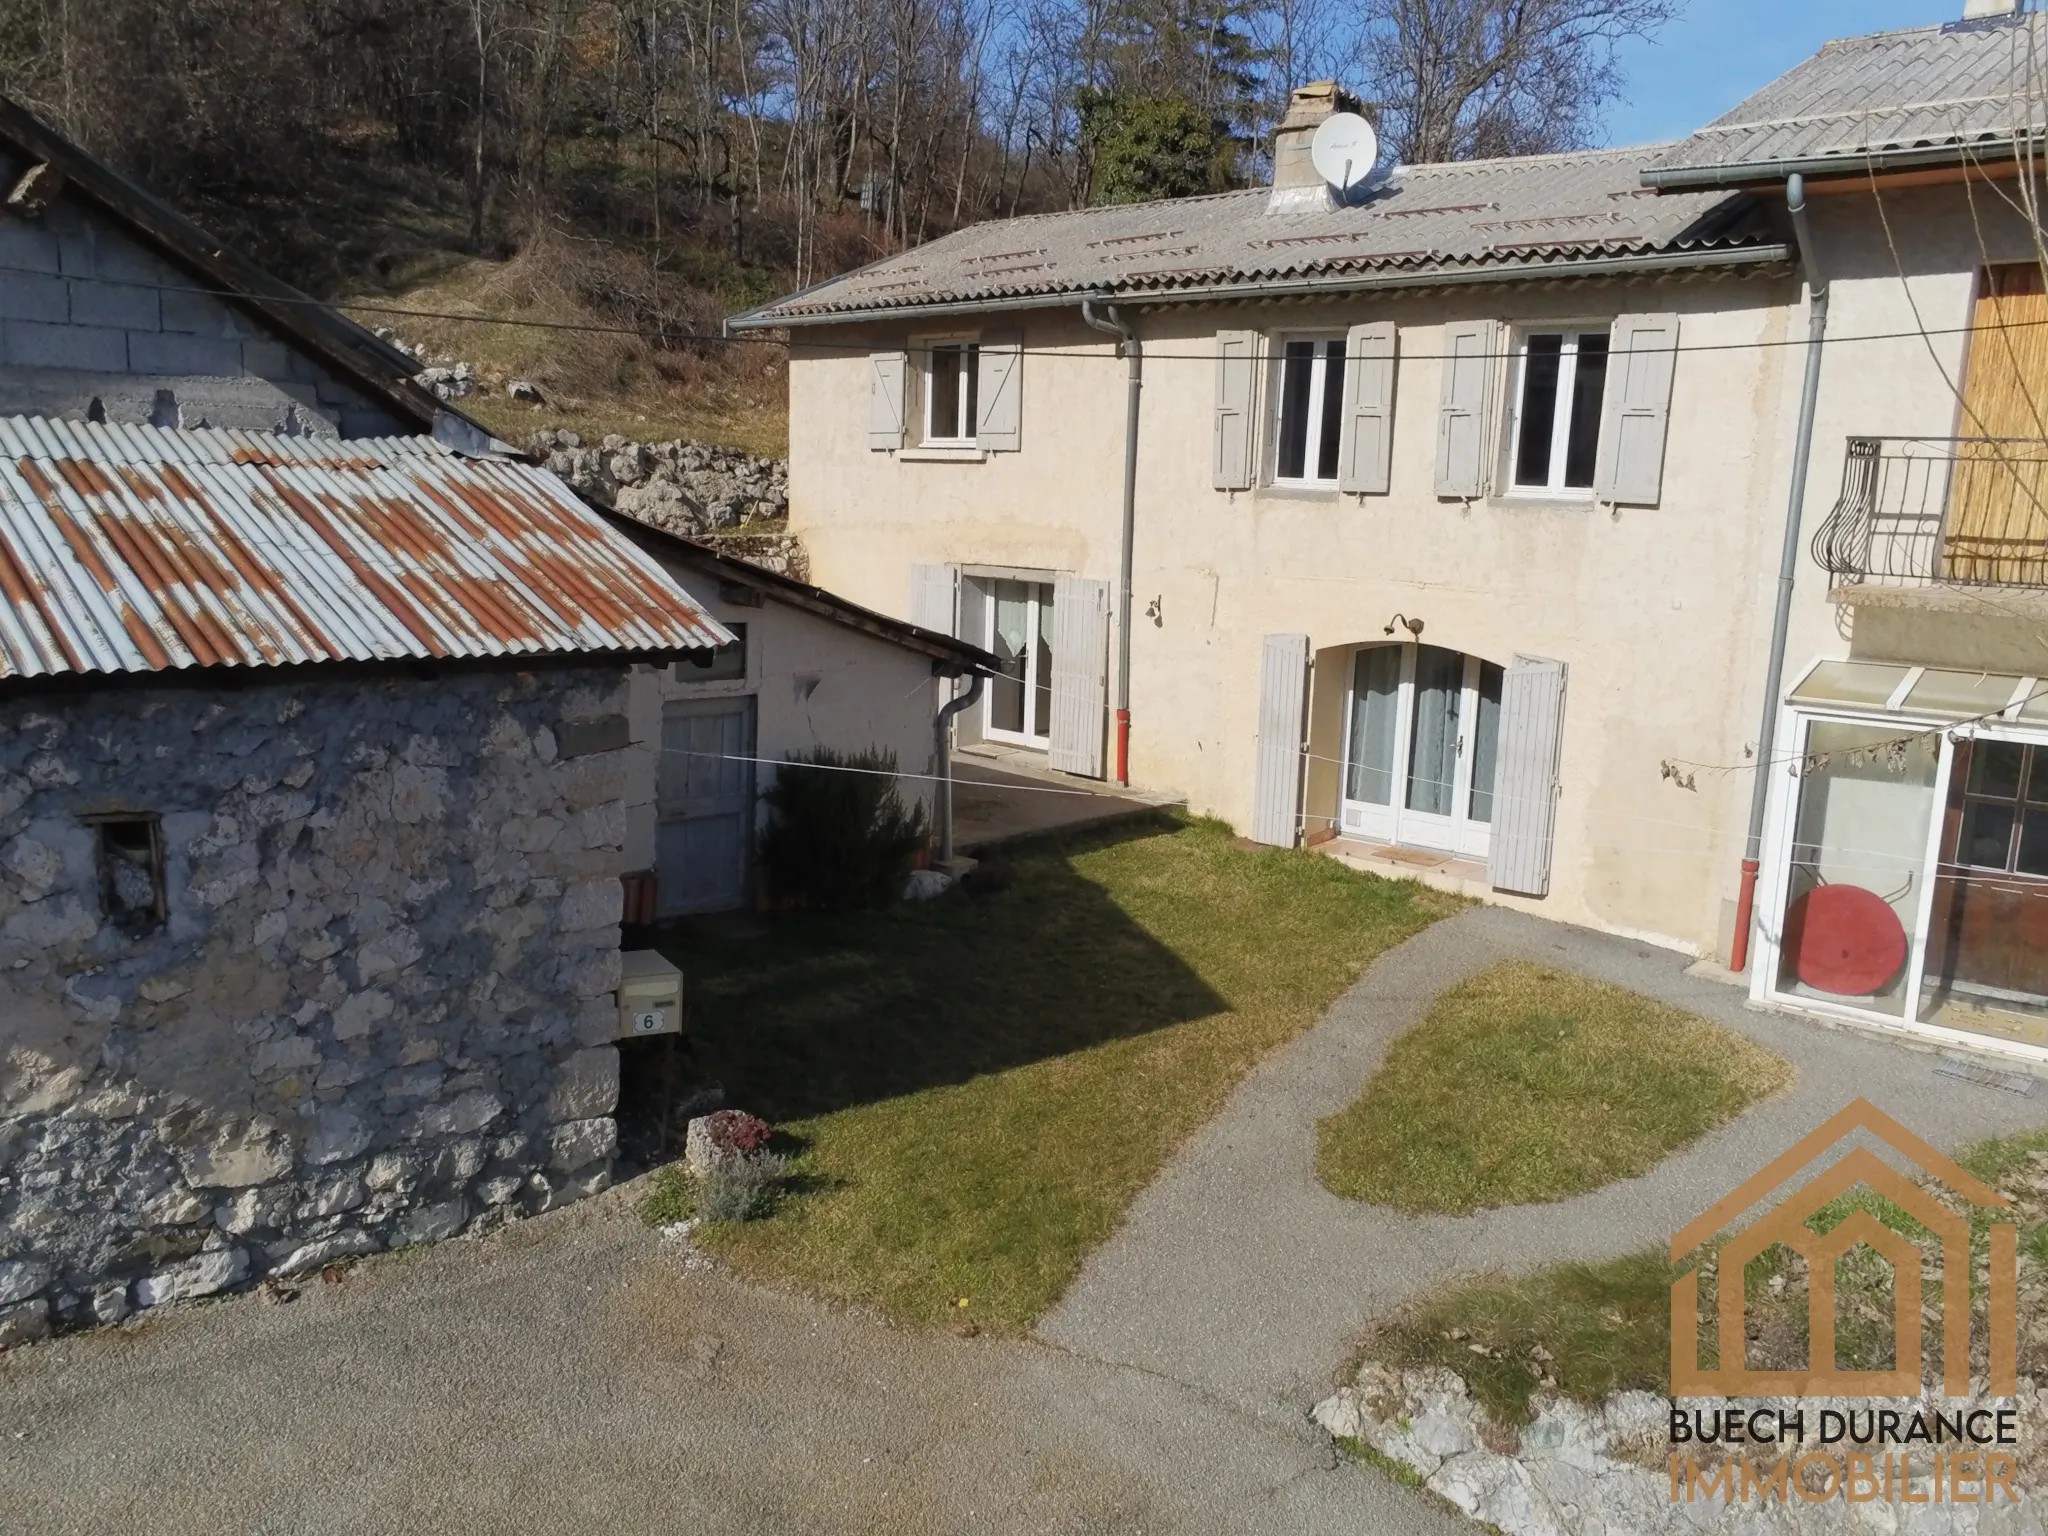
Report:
1383,613,1424,638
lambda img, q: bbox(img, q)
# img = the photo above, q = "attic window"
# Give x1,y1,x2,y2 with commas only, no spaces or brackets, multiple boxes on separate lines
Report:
90,815,165,936
675,622,747,683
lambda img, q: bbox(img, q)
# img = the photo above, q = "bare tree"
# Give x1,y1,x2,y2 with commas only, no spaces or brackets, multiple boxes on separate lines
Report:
1357,0,1673,164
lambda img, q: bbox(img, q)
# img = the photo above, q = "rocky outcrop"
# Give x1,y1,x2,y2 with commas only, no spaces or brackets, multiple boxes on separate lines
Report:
531,429,789,537
1315,1363,2048,1534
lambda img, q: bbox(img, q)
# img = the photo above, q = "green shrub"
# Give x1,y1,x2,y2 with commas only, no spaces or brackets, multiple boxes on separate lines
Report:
758,747,929,909
698,1152,792,1222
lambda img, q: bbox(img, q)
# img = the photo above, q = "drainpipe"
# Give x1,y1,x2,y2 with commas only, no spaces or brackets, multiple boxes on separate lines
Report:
1080,297,1141,786
935,671,986,870
1730,173,1830,974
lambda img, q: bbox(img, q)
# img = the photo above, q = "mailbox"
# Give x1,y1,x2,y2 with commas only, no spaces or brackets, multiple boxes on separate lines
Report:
618,950,682,1039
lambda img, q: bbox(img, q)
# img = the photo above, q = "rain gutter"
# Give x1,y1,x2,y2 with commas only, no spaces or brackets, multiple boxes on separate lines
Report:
1730,173,1829,975
1079,298,1141,787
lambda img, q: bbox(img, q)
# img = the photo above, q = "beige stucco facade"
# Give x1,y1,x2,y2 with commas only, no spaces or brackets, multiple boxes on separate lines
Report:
776,177,2048,969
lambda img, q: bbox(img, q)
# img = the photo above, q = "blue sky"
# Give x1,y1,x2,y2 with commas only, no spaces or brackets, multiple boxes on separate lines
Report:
1604,1,1964,147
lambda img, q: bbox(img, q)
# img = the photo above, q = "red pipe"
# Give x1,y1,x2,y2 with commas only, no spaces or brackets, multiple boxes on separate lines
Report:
1729,857,1760,973
1115,708,1130,786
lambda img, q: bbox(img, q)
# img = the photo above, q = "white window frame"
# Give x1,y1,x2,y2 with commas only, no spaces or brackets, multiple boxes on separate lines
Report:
982,577,1055,748
1505,324,1611,499
1337,643,1499,861
1751,695,2048,1066
919,334,981,447
1268,335,1346,488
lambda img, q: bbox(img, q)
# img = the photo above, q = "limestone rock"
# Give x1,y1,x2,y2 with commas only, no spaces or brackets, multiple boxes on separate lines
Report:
394,1199,469,1247
544,1047,619,1123
0,1258,52,1307
547,1117,617,1172
274,1229,379,1277
180,1125,293,1189
0,1298,50,1349
408,1089,502,1139
90,1283,129,1324
305,1106,372,1166
134,1247,248,1308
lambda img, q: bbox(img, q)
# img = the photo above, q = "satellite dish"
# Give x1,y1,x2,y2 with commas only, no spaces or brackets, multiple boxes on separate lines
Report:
1311,112,1385,199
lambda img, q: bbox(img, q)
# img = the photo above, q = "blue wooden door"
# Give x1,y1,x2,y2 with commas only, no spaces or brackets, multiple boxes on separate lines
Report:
656,696,756,915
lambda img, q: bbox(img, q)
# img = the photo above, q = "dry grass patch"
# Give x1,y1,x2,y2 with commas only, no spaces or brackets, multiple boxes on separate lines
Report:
1366,1251,1676,1426
1317,961,1791,1215
341,236,789,458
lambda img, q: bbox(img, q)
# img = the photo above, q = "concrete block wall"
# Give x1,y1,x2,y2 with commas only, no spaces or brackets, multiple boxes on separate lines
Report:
0,150,408,438
0,662,634,1344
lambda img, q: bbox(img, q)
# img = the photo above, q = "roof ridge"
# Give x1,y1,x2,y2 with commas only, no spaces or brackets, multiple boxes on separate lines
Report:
1400,140,1681,174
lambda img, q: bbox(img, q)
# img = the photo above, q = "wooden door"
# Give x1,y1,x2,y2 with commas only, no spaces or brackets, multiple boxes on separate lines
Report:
656,696,756,915
1947,264,2048,583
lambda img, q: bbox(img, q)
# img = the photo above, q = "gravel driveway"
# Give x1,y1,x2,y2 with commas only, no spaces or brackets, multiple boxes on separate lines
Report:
0,1189,1467,1536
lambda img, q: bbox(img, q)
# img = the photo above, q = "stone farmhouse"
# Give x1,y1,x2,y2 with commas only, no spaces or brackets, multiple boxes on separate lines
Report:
734,0,2048,1064
0,95,989,1343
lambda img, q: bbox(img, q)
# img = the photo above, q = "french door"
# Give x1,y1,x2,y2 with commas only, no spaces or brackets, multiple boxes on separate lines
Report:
986,578,1054,746
1340,644,1503,859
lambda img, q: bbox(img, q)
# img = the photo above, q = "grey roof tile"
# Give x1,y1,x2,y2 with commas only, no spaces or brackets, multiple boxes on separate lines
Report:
1646,14,2048,183
738,147,1776,324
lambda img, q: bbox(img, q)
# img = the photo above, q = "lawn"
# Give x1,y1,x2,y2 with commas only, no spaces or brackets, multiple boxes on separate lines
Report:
655,813,1459,1333
1361,1125,2048,1426
1316,961,1792,1215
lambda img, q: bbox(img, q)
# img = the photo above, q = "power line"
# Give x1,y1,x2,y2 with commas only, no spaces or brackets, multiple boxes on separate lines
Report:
34,260,2048,365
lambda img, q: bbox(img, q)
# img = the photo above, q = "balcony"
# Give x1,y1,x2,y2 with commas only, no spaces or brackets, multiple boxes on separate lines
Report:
1814,436,2048,598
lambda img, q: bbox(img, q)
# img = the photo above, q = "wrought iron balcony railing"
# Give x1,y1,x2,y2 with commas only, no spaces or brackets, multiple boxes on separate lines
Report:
1813,436,2048,590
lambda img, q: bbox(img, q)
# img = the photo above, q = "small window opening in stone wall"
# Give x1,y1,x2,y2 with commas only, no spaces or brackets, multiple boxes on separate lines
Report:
88,815,166,936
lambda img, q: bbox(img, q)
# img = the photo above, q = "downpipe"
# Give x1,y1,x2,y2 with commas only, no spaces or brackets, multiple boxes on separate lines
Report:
1731,173,1830,974
935,671,985,870
1080,297,1141,786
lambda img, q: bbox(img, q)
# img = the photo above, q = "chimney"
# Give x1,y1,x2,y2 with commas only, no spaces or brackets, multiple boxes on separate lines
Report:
1267,81,1364,215
1963,0,2021,17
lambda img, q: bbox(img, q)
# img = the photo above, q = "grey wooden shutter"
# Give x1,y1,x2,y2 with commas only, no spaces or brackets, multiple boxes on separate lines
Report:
1212,330,1258,490
910,563,956,632
1048,576,1108,776
1434,320,1498,498
1487,655,1567,897
976,333,1022,451
1338,322,1397,494
954,575,989,747
1595,313,1679,506
1252,633,1309,847
869,350,907,450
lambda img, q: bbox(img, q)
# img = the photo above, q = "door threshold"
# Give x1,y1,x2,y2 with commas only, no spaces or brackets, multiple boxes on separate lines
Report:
1323,836,1488,891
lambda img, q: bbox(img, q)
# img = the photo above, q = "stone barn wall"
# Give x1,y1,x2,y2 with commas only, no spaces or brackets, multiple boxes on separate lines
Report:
0,662,633,1342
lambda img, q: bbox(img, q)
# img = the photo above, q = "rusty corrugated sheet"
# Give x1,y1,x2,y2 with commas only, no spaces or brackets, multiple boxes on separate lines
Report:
0,417,732,682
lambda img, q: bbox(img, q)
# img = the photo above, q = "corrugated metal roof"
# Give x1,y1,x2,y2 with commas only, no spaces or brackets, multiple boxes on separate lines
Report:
1645,14,2048,183
735,147,1774,325
0,419,732,683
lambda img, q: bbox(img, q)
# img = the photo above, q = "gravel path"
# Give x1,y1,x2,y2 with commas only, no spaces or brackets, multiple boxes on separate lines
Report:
1038,905,2048,1424
0,1191,1470,1536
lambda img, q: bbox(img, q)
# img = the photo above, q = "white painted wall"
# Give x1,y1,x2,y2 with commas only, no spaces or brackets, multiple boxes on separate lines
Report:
621,556,942,888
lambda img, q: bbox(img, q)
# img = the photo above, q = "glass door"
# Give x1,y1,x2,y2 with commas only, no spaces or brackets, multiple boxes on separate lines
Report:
986,579,1054,747
1916,736,2048,1047
1340,645,1503,858
1769,719,1938,1019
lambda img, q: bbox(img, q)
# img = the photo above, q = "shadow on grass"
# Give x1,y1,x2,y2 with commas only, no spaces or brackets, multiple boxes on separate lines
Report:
651,813,1228,1123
